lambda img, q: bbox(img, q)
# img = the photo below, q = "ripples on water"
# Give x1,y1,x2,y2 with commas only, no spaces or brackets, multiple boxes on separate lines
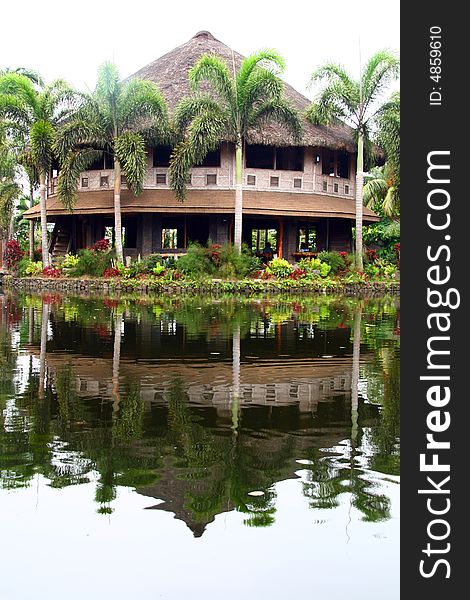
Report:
0,293,400,600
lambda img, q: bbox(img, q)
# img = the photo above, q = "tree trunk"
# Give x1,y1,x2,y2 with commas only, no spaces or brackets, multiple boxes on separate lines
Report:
234,141,243,251
39,172,50,268
114,159,124,264
29,182,35,260
354,133,364,271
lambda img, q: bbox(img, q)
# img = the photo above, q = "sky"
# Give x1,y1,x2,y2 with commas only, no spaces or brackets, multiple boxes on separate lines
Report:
1,0,400,99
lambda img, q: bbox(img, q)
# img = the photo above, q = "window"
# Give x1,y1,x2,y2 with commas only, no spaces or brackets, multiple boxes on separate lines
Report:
162,228,178,249
199,148,221,167
293,178,302,189
246,144,275,169
247,175,256,186
156,173,167,185
251,228,278,253
337,152,349,178
270,176,279,187
153,145,172,167
100,176,109,188
81,177,89,188
334,182,339,193
322,181,328,192
322,148,350,178
206,174,217,185
88,149,114,170
297,225,317,252
322,149,335,175
276,147,304,171
345,184,350,195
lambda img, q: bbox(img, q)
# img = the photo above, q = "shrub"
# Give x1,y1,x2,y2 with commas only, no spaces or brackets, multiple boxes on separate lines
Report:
25,260,43,276
143,253,163,271
91,238,110,252
72,248,113,277
60,253,80,271
365,248,378,263
103,267,120,278
42,266,62,278
176,243,215,277
5,240,24,270
152,263,165,276
317,251,346,274
266,257,293,278
219,244,261,278
297,257,331,278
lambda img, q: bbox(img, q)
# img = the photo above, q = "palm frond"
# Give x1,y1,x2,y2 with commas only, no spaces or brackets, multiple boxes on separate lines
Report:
249,97,302,141
173,94,230,135
0,72,38,111
361,50,399,114
169,111,225,201
238,68,283,117
237,49,285,91
114,132,147,195
30,119,55,173
119,78,168,135
189,55,235,105
363,176,389,208
56,147,103,210
95,62,121,110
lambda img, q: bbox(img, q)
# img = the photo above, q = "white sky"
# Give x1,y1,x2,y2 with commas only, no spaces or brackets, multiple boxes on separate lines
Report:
1,0,400,98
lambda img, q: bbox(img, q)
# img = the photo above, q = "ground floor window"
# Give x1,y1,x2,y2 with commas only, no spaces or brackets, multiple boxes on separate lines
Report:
251,228,278,254
162,228,178,249
297,225,317,252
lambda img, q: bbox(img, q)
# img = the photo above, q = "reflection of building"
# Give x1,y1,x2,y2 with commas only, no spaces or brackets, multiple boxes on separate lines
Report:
23,31,378,263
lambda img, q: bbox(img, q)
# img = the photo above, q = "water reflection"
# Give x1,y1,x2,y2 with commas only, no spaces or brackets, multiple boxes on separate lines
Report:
0,292,399,539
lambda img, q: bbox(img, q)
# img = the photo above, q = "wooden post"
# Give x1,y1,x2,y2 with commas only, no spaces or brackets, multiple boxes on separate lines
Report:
278,219,284,258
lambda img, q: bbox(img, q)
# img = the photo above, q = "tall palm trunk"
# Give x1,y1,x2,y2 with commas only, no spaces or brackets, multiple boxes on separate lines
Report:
29,182,35,260
39,172,50,268
355,133,364,271
114,159,124,264
234,140,243,251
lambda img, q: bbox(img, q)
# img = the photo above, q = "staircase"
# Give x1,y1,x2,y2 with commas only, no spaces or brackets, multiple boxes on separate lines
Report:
49,224,72,266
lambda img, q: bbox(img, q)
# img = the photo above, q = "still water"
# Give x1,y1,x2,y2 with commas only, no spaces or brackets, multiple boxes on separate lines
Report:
0,293,400,600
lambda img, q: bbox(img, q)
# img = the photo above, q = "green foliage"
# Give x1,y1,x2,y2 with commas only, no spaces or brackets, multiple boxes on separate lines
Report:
297,257,331,278
218,243,261,278
17,257,42,277
362,219,400,256
265,257,293,278
152,263,165,276
60,253,80,270
176,243,215,277
69,248,113,277
317,251,347,274
143,253,163,271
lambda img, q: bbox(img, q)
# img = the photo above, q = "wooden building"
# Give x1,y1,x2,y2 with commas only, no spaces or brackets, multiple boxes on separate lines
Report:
23,31,379,263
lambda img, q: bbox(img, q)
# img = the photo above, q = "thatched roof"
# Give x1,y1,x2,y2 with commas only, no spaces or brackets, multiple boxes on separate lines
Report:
23,188,380,222
128,31,357,151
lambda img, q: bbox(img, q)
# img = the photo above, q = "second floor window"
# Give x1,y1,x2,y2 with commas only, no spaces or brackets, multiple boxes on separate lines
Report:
322,149,350,178
153,146,172,167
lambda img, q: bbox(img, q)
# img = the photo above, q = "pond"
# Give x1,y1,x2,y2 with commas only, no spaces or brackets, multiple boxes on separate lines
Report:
0,292,400,600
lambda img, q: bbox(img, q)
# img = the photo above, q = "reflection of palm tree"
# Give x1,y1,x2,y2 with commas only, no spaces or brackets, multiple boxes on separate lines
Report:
351,304,362,445
231,324,241,432
38,301,48,399
112,311,123,415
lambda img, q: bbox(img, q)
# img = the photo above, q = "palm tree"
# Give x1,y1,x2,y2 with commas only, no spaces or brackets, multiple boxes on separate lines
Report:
364,91,400,217
307,51,399,270
0,138,21,247
169,50,302,251
0,73,76,267
55,63,169,264
363,164,399,217
0,67,44,86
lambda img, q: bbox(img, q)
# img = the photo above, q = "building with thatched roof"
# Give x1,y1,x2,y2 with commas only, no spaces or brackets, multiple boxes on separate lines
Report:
23,31,379,263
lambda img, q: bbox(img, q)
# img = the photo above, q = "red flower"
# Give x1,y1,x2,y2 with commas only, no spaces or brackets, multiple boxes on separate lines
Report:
103,267,120,278
5,240,24,269
42,266,62,278
91,238,110,252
